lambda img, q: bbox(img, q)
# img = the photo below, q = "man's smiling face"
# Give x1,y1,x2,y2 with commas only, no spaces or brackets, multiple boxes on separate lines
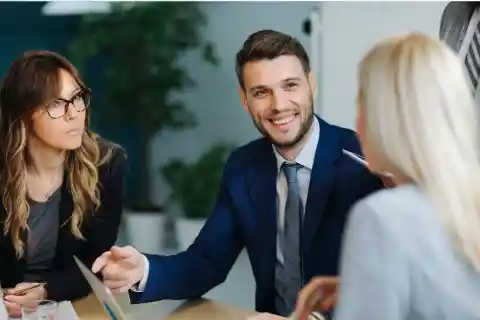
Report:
240,55,315,148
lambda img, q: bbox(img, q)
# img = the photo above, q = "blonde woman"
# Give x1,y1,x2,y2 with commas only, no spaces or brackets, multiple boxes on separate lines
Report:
284,32,480,320
0,50,126,317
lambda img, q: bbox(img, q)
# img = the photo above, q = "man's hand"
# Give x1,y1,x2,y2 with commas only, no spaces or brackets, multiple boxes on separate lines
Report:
3,283,46,318
295,276,339,320
92,245,145,293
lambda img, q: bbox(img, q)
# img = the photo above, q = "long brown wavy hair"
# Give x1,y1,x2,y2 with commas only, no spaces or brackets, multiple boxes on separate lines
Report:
0,50,114,258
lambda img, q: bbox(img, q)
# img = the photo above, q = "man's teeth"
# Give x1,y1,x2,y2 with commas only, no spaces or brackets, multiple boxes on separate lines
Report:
272,115,295,125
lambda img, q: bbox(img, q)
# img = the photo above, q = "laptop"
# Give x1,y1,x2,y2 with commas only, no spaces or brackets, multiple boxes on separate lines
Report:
74,256,132,320
74,256,185,320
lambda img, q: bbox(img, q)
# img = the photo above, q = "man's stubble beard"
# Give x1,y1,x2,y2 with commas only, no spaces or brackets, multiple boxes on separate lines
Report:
251,101,315,149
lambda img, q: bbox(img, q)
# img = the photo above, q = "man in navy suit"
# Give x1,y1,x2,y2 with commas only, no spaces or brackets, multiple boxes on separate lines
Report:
92,29,384,316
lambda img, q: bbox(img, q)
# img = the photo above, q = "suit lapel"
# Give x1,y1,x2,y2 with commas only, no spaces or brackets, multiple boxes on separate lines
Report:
247,119,344,287
302,119,341,253
248,141,278,286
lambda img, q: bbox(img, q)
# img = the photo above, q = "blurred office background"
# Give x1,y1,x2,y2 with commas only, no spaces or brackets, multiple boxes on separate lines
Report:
0,0,447,310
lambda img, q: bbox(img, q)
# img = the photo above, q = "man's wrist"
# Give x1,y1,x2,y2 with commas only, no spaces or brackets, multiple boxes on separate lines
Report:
131,254,149,292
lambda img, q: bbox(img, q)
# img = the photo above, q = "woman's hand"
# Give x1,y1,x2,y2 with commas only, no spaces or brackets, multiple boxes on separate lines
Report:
3,283,47,318
378,174,396,188
295,276,339,320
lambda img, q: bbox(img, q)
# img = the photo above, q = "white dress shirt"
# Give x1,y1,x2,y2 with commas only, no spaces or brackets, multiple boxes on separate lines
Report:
272,117,319,264
133,117,320,292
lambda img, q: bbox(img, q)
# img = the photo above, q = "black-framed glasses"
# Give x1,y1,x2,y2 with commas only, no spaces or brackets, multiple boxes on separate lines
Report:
45,89,91,119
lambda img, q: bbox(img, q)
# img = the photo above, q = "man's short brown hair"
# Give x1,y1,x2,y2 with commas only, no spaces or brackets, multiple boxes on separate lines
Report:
235,29,311,89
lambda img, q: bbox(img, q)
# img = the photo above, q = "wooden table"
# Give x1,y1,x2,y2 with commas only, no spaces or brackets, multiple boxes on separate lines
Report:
74,294,256,320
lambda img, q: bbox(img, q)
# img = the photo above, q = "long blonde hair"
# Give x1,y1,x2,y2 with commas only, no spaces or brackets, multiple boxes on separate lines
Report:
0,50,114,258
359,33,480,270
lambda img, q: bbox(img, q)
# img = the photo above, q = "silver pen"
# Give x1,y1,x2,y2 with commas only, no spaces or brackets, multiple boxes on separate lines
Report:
342,149,368,167
8,283,46,296
342,149,394,178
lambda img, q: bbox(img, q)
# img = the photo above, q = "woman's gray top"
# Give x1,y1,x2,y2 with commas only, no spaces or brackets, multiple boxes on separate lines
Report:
334,184,480,320
24,188,61,283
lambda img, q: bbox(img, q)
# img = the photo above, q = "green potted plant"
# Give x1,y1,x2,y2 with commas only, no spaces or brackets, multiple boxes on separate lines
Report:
160,141,235,250
68,2,219,253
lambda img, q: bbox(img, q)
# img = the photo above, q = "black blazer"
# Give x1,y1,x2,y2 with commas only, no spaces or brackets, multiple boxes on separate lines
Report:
0,140,126,301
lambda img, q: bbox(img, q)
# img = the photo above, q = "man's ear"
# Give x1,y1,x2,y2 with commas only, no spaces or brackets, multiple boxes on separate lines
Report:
308,71,318,99
238,87,249,111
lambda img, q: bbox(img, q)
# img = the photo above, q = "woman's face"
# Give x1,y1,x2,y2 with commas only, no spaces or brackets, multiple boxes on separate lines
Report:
30,69,88,151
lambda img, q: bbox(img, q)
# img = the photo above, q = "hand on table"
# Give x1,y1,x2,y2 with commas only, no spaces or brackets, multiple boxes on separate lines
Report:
3,282,46,318
92,245,145,293
247,312,286,320
295,276,339,320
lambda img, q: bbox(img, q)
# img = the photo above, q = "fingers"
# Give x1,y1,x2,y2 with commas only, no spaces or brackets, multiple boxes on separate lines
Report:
4,293,29,305
8,282,32,294
110,245,136,260
102,262,131,282
93,245,143,293
319,293,338,311
23,287,45,301
4,283,45,306
13,282,32,290
4,300,21,318
381,176,396,188
295,277,339,319
4,300,18,309
92,251,112,273
3,283,45,318
296,277,324,316
103,278,132,291
92,246,139,273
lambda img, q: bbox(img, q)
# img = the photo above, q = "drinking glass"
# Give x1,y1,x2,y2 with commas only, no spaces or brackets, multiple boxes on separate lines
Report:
21,300,58,320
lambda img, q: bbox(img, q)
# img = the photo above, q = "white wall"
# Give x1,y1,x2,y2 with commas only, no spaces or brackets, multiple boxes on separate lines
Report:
320,1,448,129
150,2,316,205
145,1,452,310
151,0,450,203
151,1,449,203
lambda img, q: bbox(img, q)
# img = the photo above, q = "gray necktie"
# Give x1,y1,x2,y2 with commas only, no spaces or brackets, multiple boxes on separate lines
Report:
275,163,303,316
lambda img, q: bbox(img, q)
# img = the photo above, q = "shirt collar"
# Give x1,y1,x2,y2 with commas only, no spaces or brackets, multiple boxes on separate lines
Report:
272,116,320,172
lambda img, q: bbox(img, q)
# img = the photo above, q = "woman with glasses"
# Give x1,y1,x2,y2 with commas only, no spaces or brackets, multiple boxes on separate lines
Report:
0,50,126,317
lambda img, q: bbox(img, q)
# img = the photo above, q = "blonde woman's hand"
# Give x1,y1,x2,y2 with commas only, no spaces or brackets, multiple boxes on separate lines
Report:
295,276,339,320
378,174,396,188
366,163,396,189
3,282,47,318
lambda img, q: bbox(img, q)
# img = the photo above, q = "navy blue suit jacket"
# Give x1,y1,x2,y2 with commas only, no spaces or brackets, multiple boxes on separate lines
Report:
132,117,383,313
